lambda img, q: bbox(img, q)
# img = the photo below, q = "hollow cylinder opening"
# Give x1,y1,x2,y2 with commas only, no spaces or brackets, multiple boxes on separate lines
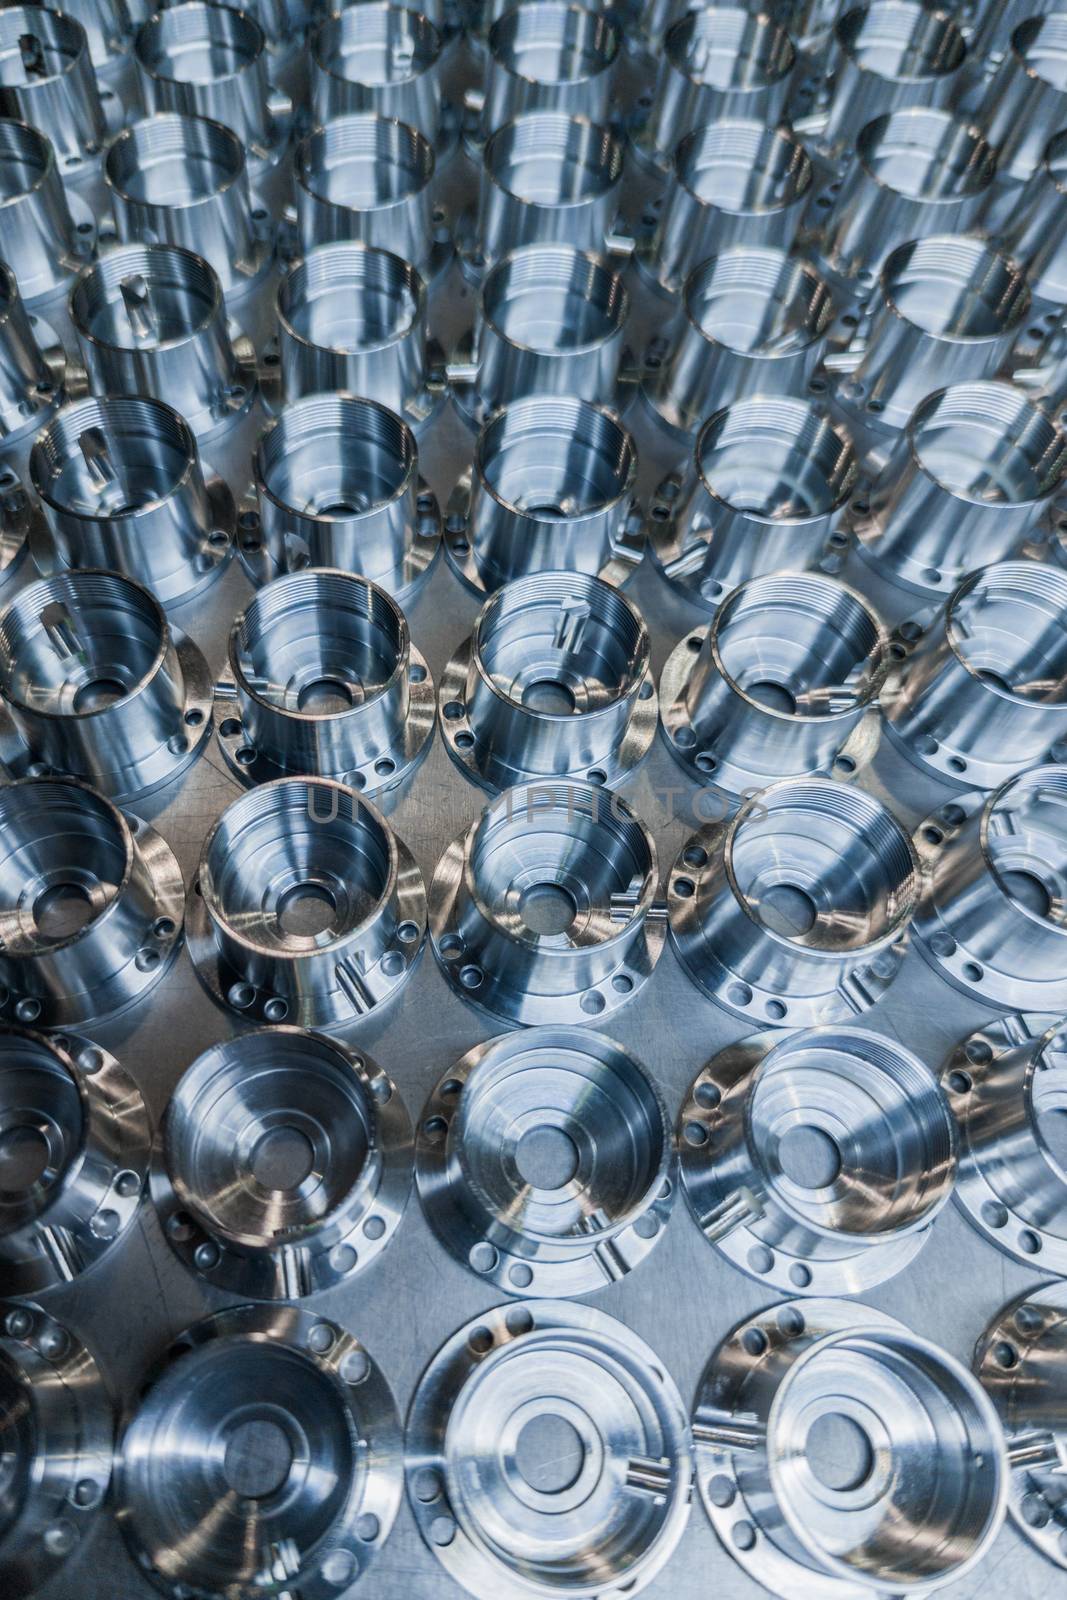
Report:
685,248,833,356
910,383,1067,506
314,4,441,86
279,243,421,353
0,118,54,203
258,395,414,520
137,2,265,85
0,1031,83,1231
483,246,626,354
0,7,85,87
674,118,812,214
477,396,633,518
986,768,1067,928
836,0,966,83
665,7,794,91
106,113,245,207
880,236,1029,342
696,398,856,519
948,564,1067,706
489,1,619,84
857,108,996,204
486,111,621,205
70,242,220,351
31,396,196,520
299,113,433,208
0,780,130,952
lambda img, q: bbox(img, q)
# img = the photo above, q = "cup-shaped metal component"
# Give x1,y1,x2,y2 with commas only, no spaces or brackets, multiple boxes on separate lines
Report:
0,260,61,449
661,572,888,793
0,119,95,305
650,397,858,607
69,242,255,442
105,113,269,301
0,7,109,173
30,395,234,607
479,1,621,138
294,112,438,274
669,778,919,1023
416,1027,675,1297
60,0,134,72
135,1,290,167
246,394,439,602
979,12,1067,182
439,570,656,789
429,781,665,1025
0,775,185,1028
1002,126,1067,305
154,1027,412,1298
186,777,427,1027
913,764,1067,1009
311,3,443,141
884,561,1067,789
858,381,1067,597
679,1026,956,1294
640,7,796,168
643,247,834,438
475,111,623,266
451,395,640,594
219,568,434,793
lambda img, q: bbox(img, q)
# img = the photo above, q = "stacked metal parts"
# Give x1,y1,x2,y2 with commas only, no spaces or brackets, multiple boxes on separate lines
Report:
3,1,1067,1598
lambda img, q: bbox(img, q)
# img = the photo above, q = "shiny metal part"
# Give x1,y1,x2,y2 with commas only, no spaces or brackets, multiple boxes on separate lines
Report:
105,112,272,302
0,6,118,175
311,2,444,143
445,395,643,595
912,766,1067,1010
0,1300,112,1600
978,12,1067,182
0,472,35,602
648,397,858,608
406,1300,692,1600
472,0,621,144
0,119,96,306
0,260,64,457
854,381,1067,598
668,778,918,1024
694,1298,1006,1598
240,393,441,602
416,1027,675,1297
69,242,257,443
216,568,434,794
187,777,427,1028
116,1304,403,1600
660,572,887,795
29,395,235,608
438,570,656,790
679,1027,956,1295
882,561,1067,790
153,1026,412,1299
61,0,134,74
0,569,212,800
0,1024,149,1294
1001,127,1067,304
429,781,664,1025
0,775,185,1029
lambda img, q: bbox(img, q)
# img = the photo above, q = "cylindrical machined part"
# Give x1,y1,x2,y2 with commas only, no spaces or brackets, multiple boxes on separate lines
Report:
693,1300,1006,1597
105,112,271,302
217,567,435,793
0,260,63,453
242,394,441,602
186,777,427,1027
883,561,1067,789
29,395,236,608
668,777,919,1025
438,570,657,789
0,569,213,800
0,775,185,1029
60,0,135,72
429,780,665,1025
912,764,1067,1010
1000,127,1067,305
446,395,642,595
648,397,858,608
855,381,1067,598
679,1027,956,1294
0,1024,150,1294
642,247,835,439
153,1026,412,1298
69,242,257,443
978,13,1067,182
0,119,96,306
476,1,621,140
0,7,112,174
0,1301,112,1600
660,572,888,794
310,3,443,142
0,473,35,603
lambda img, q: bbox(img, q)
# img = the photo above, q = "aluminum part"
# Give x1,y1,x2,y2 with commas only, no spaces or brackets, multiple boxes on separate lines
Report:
0,6,118,176
0,471,36,602
0,259,64,455
153,1026,412,1299
415,1026,675,1297
0,119,97,306
978,12,1067,183
473,0,621,144
310,2,444,144
1001,127,1067,304
62,0,134,74
406,1299,692,1600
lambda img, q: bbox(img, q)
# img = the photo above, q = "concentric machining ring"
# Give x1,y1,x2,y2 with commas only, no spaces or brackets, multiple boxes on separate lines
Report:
668,778,918,1026
0,1300,112,1599
0,776,185,1030
438,571,656,792
153,1026,412,1300
116,1304,403,1600
679,1026,956,1296
429,782,664,1026
415,1027,675,1297
693,1298,1006,1600
406,1300,692,1600
187,777,426,1029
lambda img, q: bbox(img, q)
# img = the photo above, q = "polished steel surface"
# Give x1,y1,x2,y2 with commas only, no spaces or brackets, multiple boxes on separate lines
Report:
0,118,97,308
0,6,117,176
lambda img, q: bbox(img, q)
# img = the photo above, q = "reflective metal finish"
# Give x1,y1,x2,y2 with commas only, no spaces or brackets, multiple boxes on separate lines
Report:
416,1027,675,1297
153,1026,412,1298
0,119,96,306
311,2,444,142
0,260,64,457
0,6,115,175
406,1300,692,1600
62,0,134,74
474,0,621,142
0,472,36,603
1001,126,1067,304
978,12,1067,182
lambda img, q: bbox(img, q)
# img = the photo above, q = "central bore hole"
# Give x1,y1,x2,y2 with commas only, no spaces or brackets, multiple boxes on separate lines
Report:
72,677,127,713
222,1418,294,1500
778,1125,842,1188
0,1125,50,1190
250,1126,315,1190
747,679,797,714
514,1413,585,1494
760,883,817,936
516,1125,579,1189
519,883,577,935
1000,870,1053,919
297,678,355,714
33,883,94,939
521,679,576,714
276,883,337,937
806,1413,874,1493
